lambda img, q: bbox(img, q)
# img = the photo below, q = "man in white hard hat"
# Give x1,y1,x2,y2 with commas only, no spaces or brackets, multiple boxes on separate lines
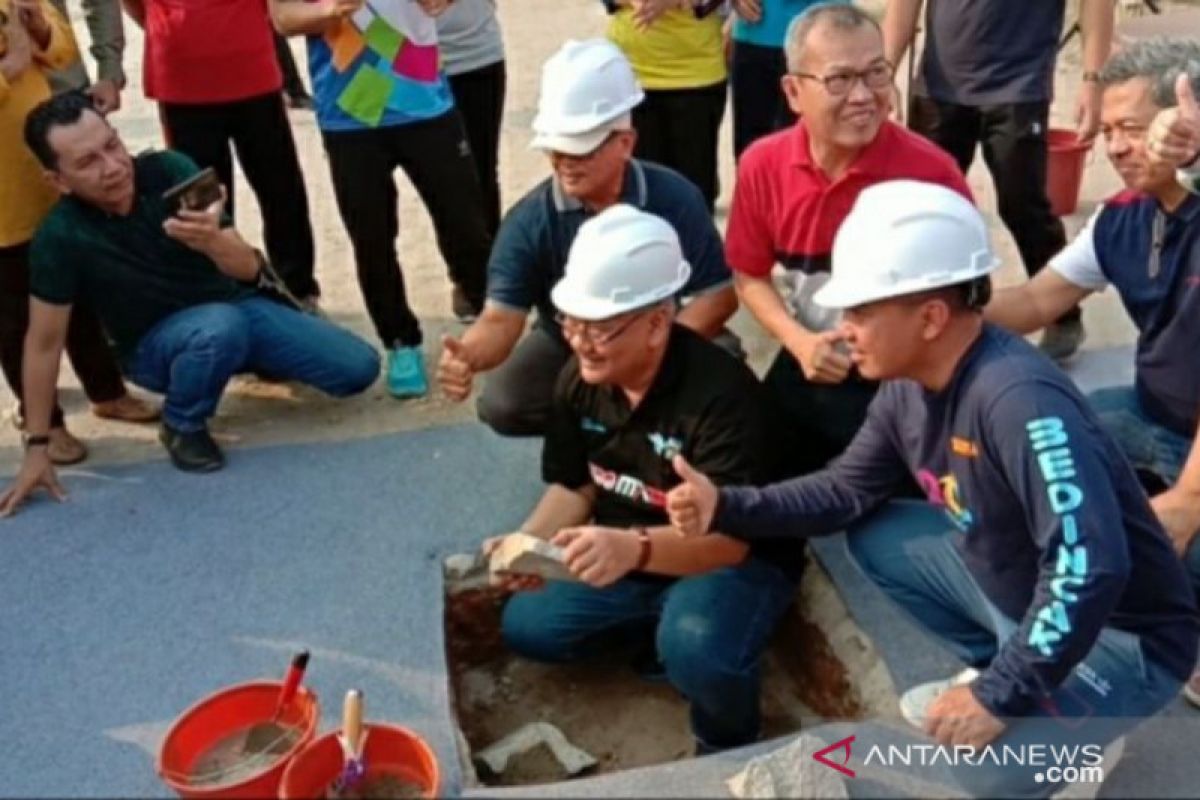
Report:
483,204,800,753
985,38,1200,707
667,180,1198,796
438,38,737,438
724,4,970,479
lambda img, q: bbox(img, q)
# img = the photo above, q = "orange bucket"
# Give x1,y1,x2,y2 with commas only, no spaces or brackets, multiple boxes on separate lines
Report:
157,681,320,799
1046,128,1092,216
279,723,440,799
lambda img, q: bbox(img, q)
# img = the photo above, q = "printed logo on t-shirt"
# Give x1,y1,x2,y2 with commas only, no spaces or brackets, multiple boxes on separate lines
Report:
916,468,974,530
950,436,979,458
647,433,683,460
1025,416,1088,659
589,463,667,508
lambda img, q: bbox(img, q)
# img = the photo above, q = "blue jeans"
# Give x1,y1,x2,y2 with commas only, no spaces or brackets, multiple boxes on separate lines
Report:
846,500,1184,798
126,297,380,433
1088,386,1200,595
501,556,797,750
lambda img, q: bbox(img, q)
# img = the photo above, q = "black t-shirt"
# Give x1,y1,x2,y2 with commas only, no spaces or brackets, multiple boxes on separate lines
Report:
29,151,252,359
543,325,803,579
917,0,1065,106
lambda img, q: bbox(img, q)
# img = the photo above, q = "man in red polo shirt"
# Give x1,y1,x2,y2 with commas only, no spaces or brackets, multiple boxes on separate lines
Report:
726,3,970,476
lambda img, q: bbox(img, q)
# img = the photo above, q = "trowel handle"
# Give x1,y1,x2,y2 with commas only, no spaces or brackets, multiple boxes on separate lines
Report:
276,650,310,715
342,689,364,756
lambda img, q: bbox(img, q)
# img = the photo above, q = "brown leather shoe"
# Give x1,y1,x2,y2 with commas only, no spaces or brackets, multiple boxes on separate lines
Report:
47,427,88,466
92,394,160,423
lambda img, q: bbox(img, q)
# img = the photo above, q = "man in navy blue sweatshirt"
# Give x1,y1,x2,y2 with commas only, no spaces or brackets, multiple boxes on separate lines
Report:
667,180,1199,797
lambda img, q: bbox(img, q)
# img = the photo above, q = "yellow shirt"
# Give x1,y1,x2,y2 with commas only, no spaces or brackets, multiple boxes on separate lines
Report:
606,8,726,91
0,0,79,247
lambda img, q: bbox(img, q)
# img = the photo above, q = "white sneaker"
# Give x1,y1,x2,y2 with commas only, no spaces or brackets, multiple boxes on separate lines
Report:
1183,669,1200,708
899,667,980,729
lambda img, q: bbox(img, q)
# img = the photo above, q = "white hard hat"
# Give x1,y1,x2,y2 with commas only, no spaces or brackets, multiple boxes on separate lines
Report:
815,180,997,310
531,39,645,154
551,205,691,321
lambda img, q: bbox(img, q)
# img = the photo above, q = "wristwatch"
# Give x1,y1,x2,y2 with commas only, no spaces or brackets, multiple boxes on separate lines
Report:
24,434,50,449
633,527,652,571
1082,71,1100,83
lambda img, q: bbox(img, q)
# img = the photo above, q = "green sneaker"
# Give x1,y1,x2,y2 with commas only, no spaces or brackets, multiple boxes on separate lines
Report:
387,345,428,399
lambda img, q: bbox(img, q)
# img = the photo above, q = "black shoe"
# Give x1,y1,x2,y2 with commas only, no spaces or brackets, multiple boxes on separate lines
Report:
1038,318,1085,362
159,424,225,472
451,285,482,323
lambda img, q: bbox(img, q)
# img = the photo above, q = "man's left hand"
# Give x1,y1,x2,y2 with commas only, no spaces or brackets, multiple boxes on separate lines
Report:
88,79,122,115
1148,73,1200,169
1151,486,1200,558
163,190,226,255
925,685,1006,749
14,0,51,44
1075,80,1102,145
553,526,640,587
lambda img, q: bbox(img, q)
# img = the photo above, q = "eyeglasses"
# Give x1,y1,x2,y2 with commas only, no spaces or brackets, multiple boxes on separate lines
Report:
790,62,894,96
555,309,646,346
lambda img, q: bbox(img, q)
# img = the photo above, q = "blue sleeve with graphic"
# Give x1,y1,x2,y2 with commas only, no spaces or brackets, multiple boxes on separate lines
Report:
970,383,1132,718
715,388,911,538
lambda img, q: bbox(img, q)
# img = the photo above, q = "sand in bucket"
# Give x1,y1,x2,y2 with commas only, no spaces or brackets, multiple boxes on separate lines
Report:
325,768,425,799
188,722,304,788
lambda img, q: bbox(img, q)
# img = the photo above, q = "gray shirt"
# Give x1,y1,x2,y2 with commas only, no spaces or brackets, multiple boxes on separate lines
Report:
436,0,504,76
46,0,125,93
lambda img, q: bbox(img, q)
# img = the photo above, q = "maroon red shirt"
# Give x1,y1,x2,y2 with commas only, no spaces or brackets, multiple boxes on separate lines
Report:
725,120,971,330
143,0,282,104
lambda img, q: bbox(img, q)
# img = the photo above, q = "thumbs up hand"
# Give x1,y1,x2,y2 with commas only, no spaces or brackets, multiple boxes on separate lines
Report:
666,455,719,538
438,334,475,401
1148,72,1200,170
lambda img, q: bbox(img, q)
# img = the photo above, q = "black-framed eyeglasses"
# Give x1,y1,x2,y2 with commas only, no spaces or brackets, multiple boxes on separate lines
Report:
790,61,894,96
555,309,647,346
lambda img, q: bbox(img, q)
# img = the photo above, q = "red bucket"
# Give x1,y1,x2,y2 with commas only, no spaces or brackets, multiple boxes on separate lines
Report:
279,723,440,799
1046,128,1092,216
157,681,320,799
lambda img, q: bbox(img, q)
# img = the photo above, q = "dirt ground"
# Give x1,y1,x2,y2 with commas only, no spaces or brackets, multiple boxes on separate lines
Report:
1,0,1184,787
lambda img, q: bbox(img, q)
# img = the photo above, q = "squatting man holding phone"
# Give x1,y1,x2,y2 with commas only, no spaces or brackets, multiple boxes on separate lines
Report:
1,91,379,510
481,204,802,755
666,180,1199,797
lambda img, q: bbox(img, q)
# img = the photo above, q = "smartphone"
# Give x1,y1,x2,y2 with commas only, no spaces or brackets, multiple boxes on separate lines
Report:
162,167,223,215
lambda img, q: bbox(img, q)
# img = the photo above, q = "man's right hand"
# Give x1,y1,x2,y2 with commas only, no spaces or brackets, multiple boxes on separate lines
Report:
438,334,475,402
789,329,852,384
0,449,66,518
1149,73,1200,169
481,534,545,593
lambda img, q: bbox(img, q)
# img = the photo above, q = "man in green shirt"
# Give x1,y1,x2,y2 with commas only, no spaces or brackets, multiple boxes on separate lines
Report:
0,93,379,510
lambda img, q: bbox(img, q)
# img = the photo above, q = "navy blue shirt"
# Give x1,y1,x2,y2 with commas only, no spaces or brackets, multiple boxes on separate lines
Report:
917,0,1065,106
1051,191,1200,437
486,160,731,334
715,325,1199,717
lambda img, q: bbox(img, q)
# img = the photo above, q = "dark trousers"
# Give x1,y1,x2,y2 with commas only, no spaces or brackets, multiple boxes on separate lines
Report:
321,110,492,348
908,96,1077,322
448,60,506,238
273,33,309,101
0,243,125,428
477,323,571,438
160,92,318,299
731,41,792,160
763,348,878,477
632,80,727,212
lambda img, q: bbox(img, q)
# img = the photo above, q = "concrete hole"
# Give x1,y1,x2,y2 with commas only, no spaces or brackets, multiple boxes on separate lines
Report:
442,551,901,788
